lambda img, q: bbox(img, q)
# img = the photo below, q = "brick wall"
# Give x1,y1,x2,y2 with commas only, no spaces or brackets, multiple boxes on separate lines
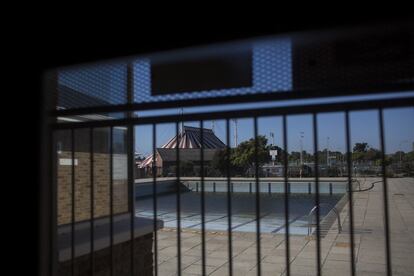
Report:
57,151,128,225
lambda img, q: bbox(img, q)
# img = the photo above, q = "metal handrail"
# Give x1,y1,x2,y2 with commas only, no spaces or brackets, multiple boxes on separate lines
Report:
351,178,381,193
352,178,362,191
307,203,342,236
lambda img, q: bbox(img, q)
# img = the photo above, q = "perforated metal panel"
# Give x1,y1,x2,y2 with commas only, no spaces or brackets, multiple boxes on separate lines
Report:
54,26,414,112
58,62,128,108
292,27,414,92
133,39,292,103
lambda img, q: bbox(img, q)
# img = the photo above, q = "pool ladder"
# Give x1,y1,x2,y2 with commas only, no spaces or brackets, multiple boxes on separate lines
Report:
307,203,342,236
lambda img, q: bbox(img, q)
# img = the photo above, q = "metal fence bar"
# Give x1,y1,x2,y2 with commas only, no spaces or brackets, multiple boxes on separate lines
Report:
43,73,57,276
109,127,114,276
127,62,135,276
345,111,356,276
200,120,207,276
175,122,182,274
152,124,158,276
51,132,58,276
52,97,414,130
254,117,262,276
313,114,322,276
90,128,95,276
53,82,414,117
127,124,135,275
282,115,290,276
71,129,75,276
378,109,392,276
226,119,233,276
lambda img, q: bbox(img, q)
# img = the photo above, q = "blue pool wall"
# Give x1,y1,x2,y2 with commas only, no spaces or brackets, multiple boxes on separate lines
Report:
135,179,346,198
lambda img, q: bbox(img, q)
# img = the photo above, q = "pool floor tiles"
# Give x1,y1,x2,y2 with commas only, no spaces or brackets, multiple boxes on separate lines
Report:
136,210,313,234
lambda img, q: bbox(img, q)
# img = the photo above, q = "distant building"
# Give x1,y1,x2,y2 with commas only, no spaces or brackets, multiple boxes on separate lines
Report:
139,126,226,177
153,148,220,176
262,164,284,177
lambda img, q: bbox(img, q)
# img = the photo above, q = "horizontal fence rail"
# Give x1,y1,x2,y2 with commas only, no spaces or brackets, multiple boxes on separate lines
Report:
52,97,414,130
52,84,414,117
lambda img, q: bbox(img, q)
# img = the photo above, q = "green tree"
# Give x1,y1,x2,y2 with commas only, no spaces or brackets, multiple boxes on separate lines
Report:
406,151,414,161
211,149,229,176
289,151,301,163
353,142,368,153
231,135,270,176
378,156,392,167
353,142,370,163
365,148,381,161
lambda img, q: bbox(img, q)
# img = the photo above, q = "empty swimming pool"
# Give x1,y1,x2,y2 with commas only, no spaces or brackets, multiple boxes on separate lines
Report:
135,184,345,235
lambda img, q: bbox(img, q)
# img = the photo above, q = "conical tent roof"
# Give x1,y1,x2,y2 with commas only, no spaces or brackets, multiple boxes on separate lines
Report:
162,126,226,149
139,126,225,168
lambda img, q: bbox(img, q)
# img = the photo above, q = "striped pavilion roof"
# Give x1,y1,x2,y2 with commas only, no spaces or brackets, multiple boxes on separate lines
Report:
139,126,225,168
162,126,225,149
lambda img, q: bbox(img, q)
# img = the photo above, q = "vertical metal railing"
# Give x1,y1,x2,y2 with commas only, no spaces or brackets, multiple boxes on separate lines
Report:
127,123,135,275
200,120,207,276
152,124,158,276
312,114,322,275
254,117,262,276
345,111,356,276
282,115,290,276
43,75,56,276
379,109,392,276
109,127,114,276
127,63,135,276
175,122,182,274
90,127,95,276
71,129,75,276
51,131,58,276
226,119,233,276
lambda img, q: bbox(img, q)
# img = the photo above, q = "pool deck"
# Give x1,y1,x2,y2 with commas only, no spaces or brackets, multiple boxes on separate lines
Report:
153,177,414,276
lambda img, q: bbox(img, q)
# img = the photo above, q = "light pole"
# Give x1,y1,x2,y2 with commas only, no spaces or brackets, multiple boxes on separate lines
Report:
180,108,184,134
233,119,238,148
299,132,304,178
300,132,304,166
336,146,342,176
270,131,275,166
327,136,330,167
270,132,275,147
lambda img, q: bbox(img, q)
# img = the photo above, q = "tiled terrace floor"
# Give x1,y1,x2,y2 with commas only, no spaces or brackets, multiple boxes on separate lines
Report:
153,178,414,276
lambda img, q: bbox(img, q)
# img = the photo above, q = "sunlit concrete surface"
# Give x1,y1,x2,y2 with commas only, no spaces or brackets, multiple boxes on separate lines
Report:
142,178,414,275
